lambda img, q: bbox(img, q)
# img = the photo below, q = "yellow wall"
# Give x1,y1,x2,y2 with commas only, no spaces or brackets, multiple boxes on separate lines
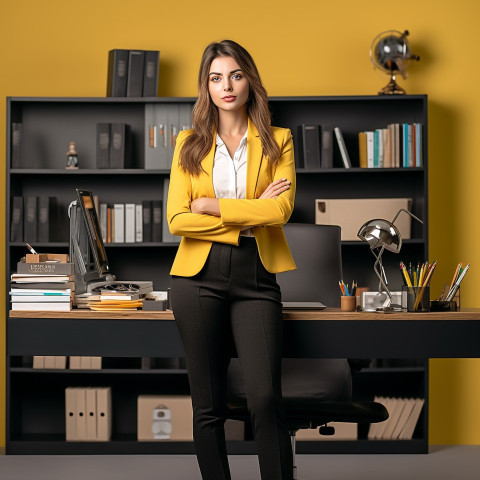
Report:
1,0,479,446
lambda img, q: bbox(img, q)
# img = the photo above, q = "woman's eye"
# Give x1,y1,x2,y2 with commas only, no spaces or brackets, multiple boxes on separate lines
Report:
211,76,220,82
232,74,242,80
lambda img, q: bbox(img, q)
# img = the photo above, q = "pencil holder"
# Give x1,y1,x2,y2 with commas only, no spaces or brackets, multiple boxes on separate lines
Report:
452,287,461,310
430,300,458,312
402,286,430,312
431,287,460,312
341,295,356,312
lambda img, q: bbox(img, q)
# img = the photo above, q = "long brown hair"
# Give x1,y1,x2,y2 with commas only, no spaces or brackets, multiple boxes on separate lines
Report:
179,39,280,176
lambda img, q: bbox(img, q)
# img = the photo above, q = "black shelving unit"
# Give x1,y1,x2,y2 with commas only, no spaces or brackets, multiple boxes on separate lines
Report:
5,95,429,455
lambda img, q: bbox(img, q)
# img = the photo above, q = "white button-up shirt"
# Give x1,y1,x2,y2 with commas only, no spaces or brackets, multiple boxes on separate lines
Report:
213,131,253,237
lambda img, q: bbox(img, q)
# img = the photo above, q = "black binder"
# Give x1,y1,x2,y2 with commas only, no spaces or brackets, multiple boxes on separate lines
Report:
107,49,129,97
38,196,57,242
143,50,160,97
109,123,132,168
320,125,333,169
152,200,162,242
127,50,145,97
24,196,38,243
142,200,152,242
301,124,320,169
96,123,111,169
11,123,24,168
10,196,23,242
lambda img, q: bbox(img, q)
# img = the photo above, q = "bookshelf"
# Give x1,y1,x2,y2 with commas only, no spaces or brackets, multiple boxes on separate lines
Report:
5,95,428,454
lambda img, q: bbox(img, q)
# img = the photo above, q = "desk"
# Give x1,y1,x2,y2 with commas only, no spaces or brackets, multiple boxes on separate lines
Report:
6,309,480,455
8,309,480,358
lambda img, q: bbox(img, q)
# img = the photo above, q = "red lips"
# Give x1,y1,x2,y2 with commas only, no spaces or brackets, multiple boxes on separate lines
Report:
222,95,236,101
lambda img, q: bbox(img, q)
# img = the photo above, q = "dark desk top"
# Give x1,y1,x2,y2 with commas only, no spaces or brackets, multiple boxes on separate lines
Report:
9,308,480,358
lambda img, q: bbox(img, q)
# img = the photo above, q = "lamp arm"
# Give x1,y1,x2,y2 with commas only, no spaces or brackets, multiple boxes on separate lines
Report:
391,208,423,226
371,245,392,301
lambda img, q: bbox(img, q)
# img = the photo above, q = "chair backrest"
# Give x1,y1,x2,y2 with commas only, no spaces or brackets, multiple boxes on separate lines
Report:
277,223,342,308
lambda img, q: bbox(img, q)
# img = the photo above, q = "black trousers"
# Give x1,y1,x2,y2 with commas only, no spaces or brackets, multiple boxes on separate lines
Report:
171,236,293,480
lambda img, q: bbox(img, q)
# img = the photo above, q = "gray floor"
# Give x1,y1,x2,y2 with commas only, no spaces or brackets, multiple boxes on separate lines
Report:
1,446,480,480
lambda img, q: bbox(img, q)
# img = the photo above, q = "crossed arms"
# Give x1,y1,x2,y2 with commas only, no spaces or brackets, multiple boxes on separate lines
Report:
167,129,295,244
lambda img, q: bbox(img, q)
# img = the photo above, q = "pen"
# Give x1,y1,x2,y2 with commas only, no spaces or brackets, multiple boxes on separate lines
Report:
419,262,426,286
439,283,448,301
413,262,436,311
400,262,407,286
446,263,470,302
423,260,437,286
448,263,462,294
400,262,412,287
26,243,37,254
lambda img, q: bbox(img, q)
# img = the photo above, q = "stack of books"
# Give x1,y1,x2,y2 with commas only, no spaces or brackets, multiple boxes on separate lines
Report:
367,396,425,440
98,200,162,244
10,259,74,312
358,123,422,168
87,289,143,311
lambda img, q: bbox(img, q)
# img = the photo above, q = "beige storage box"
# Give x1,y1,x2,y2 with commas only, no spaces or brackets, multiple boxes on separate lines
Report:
137,395,193,441
315,198,412,241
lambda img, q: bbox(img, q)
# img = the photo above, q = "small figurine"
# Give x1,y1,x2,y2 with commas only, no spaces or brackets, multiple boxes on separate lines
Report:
66,141,79,169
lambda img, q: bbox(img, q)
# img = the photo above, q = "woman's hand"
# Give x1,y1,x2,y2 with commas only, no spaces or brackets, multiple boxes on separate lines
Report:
259,178,291,199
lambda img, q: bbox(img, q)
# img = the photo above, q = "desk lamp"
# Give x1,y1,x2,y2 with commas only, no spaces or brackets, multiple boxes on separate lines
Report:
357,208,423,312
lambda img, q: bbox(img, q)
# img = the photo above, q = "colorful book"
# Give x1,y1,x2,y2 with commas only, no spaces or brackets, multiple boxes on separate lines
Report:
358,132,367,168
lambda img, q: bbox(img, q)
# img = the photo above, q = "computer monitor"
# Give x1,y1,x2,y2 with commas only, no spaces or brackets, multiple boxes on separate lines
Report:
277,223,343,308
69,189,114,294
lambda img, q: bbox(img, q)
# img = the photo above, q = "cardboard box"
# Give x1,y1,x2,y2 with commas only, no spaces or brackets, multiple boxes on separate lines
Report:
137,395,193,441
26,253,69,263
33,356,45,369
315,198,412,241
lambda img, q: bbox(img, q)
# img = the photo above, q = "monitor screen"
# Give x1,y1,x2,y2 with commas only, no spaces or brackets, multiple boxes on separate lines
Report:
76,189,110,277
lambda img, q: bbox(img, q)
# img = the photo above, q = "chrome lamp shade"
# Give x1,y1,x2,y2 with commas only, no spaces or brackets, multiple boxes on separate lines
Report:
357,219,402,253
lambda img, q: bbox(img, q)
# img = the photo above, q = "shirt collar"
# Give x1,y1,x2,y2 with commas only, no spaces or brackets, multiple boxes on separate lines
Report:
215,129,248,148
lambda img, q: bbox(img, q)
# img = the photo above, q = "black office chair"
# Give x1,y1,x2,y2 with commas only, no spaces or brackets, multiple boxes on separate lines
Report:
226,224,388,479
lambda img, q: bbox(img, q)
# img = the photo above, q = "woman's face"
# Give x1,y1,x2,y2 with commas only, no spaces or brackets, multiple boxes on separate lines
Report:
208,56,249,113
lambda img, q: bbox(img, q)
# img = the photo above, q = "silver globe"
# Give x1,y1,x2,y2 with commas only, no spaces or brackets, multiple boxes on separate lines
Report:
370,30,420,95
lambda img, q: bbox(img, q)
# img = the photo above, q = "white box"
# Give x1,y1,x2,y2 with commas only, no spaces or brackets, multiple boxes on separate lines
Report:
315,198,412,241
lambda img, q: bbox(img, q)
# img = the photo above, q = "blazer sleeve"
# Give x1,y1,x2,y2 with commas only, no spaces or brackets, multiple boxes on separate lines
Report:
219,128,296,226
167,131,242,244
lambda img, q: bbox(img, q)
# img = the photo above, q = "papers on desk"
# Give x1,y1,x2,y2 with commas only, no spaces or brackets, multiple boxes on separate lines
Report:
368,396,424,440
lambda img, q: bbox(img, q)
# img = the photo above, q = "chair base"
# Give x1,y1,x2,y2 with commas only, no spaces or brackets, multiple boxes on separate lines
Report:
291,433,298,480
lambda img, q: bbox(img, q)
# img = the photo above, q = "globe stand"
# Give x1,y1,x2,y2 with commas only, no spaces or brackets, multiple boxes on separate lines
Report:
378,74,406,95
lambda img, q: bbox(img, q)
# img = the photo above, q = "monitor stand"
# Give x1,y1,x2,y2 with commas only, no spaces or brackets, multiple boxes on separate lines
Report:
69,201,111,294
69,200,153,295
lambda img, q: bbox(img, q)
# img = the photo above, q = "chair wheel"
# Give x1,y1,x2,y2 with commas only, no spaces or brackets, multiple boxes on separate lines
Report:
319,425,335,436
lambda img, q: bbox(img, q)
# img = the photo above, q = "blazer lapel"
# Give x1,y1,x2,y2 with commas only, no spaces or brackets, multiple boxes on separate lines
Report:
246,118,263,199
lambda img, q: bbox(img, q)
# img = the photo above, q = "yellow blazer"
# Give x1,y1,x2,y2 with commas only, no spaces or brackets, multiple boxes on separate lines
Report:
167,118,297,276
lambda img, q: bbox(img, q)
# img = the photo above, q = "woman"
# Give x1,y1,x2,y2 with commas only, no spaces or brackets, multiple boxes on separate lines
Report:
167,39,296,480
